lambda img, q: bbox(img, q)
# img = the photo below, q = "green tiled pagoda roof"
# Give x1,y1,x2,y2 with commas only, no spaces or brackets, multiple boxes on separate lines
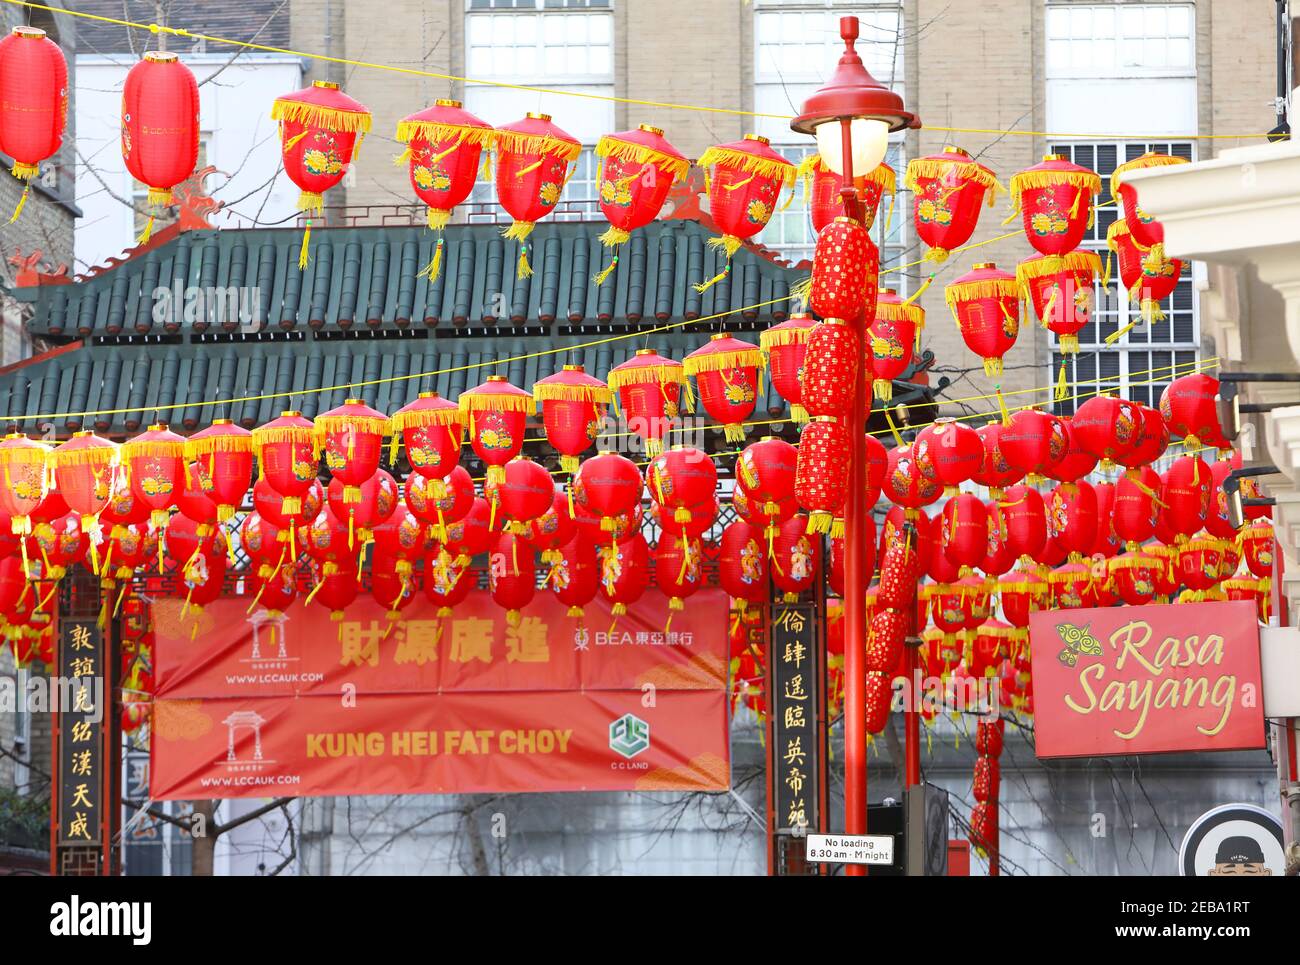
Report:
2,219,938,438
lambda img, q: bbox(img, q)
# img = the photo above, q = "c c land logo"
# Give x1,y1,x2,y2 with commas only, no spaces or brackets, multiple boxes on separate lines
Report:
609,713,650,759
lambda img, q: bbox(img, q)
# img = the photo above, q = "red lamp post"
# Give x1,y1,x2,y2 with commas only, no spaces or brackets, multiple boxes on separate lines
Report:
792,15,919,870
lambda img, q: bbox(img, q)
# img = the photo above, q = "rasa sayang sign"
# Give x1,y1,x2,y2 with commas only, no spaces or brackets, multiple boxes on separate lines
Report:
1029,601,1265,758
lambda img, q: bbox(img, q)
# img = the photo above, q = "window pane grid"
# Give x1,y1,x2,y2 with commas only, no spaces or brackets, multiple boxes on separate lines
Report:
1046,2,1195,79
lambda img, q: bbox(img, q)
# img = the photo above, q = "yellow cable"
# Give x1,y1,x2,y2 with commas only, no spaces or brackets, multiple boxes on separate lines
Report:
0,1,1272,143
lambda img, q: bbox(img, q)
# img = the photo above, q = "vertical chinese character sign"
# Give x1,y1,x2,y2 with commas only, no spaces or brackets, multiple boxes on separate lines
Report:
771,602,820,837
58,619,106,849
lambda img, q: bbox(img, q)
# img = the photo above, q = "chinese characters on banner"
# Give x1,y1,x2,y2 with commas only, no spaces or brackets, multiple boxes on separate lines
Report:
149,589,731,798
57,620,105,846
1029,601,1266,759
771,602,819,834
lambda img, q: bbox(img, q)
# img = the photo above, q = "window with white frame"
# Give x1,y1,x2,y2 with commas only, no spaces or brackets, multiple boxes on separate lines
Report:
752,2,907,274
464,0,613,220
1048,140,1198,415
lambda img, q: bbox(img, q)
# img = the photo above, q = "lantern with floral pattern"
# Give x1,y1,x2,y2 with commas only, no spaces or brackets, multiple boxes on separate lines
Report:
533,364,610,473
1111,152,1189,250
684,334,765,444
1009,155,1100,261
1106,218,1184,326
459,375,535,486
252,411,319,516
867,289,922,401
760,313,818,423
946,262,1020,377
389,392,462,489
606,349,690,458
494,113,581,279
904,147,1001,263
1017,250,1102,354
798,154,895,234
316,398,389,505
592,125,689,284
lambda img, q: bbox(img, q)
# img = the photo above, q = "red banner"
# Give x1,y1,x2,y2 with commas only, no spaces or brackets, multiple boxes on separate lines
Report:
149,589,731,798
1029,601,1266,759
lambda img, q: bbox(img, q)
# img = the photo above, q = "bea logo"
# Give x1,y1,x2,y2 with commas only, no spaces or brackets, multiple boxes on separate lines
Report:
609,713,649,759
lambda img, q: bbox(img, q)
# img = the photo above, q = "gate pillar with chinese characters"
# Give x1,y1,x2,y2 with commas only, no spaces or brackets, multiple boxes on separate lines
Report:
50,565,122,875
766,597,829,875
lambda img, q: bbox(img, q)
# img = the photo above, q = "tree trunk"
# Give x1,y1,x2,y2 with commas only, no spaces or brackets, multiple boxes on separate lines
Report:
190,799,217,875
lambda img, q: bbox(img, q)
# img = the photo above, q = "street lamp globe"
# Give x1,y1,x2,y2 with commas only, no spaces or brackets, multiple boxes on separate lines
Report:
814,117,891,177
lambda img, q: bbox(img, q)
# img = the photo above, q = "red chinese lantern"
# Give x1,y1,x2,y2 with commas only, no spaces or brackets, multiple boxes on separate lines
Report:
327,468,398,550
389,392,462,488
533,365,610,474
272,81,371,266
1204,459,1240,540
252,411,319,515
173,468,217,558
177,548,226,632
186,419,253,524
395,99,494,281
122,51,199,242
424,554,474,617
371,561,417,625
1000,484,1048,561
864,672,894,734
592,125,688,284
253,478,323,549
1017,250,1102,355
1009,155,1100,260
719,520,769,620
248,565,297,623
695,135,796,292
655,535,705,616
598,531,649,618
1108,550,1159,606
684,334,765,444
800,318,858,417
492,457,555,537
27,512,87,583
459,375,534,486
651,497,717,543
648,446,717,524
0,434,48,553
798,154,895,233
0,25,67,220
882,442,942,516
761,313,818,423
1048,561,1092,609
123,422,185,567
998,408,1068,482
442,496,495,567
606,349,690,458
550,536,599,619
916,418,981,494
574,501,641,547
940,493,989,572
1159,373,1227,451
240,512,290,580
51,431,117,562
1091,482,1120,558
407,465,474,543
1106,218,1184,325
1223,577,1269,623
1111,152,1189,250
770,515,820,603
1240,520,1274,579
973,422,1025,498
867,289,921,401
1179,536,1226,596
982,501,1016,577
736,436,796,509
1071,394,1141,469
371,506,427,579
878,521,924,610
1042,419,1098,487
866,607,908,678
1160,455,1212,539
999,570,1046,632
945,263,1020,377
494,113,581,278
1113,465,1161,549
1146,543,1179,598
523,489,576,564
904,147,1001,263
809,216,878,320
795,418,850,534
971,620,1013,678
927,535,961,585
930,584,972,646
317,398,389,505
489,531,535,627
572,451,642,534
1047,481,1098,561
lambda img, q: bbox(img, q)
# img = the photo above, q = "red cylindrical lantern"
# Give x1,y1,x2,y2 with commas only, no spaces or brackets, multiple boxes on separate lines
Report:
371,507,427,579
1017,250,1102,354
1048,561,1092,609
0,433,48,546
882,443,942,516
252,411,318,516
123,423,185,538
809,216,878,321
395,99,494,281
51,431,117,556
272,81,371,265
597,531,649,617
982,501,1016,577
649,446,718,524
1071,394,1141,469
1047,480,1098,560
719,520,769,619
424,556,474,616
940,493,989,572
1000,484,1048,562
1160,455,1212,539
684,334,765,444
973,422,1025,498
999,569,1047,631
771,515,820,603
916,417,982,494
1240,520,1275,579
1109,550,1159,606
327,468,398,550
492,457,555,537
606,349,689,458
494,113,581,279
389,392,462,487
1042,419,1099,487
998,408,1068,482
122,51,199,241
866,289,921,401
945,262,1020,377
533,365,610,474
317,398,389,505
186,419,253,524
1111,152,1189,250
795,417,850,534
760,313,818,423
0,25,67,219
1113,465,1161,549
1009,155,1100,259
459,375,535,486
736,436,796,508
904,146,1001,262
800,318,858,418
695,135,796,291
407,465,474,543
549,536,600,619
572,451,642,533
655,534,705,615
592,125,688,283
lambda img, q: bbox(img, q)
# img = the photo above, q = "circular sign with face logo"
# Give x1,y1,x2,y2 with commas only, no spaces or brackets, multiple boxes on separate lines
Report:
1179,803,1286,876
